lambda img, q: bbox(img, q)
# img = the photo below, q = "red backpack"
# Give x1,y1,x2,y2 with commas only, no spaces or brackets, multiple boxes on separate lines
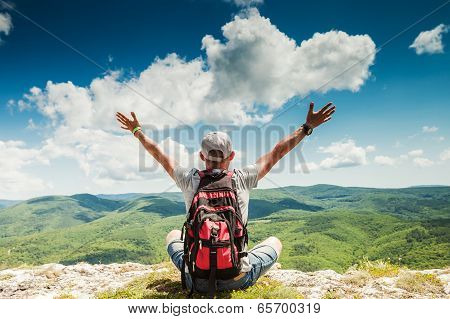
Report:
180,169,248,298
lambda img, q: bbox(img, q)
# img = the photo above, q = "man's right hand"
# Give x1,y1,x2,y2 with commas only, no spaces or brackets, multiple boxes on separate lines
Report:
116,111,176,179
116,112,141,134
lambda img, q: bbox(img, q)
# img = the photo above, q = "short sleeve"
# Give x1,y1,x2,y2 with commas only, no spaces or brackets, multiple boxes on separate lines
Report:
173,165,197,192
234,163,260,190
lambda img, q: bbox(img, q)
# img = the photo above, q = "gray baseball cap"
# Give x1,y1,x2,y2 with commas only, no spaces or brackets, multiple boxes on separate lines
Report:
201,131,232,162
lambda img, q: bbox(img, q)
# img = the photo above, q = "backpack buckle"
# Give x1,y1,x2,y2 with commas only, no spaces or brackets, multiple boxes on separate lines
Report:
211,223,219,233
211,225,219,243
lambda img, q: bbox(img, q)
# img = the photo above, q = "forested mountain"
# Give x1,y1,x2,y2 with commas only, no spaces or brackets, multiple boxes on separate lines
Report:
0,185,448,272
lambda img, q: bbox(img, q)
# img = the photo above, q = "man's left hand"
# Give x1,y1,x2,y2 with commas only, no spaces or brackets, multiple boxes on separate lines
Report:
305,102,336,128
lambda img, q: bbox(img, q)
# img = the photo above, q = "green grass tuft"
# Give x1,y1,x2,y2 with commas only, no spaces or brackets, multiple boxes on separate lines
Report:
342,270,371,287
0,273,14,281
228,277,304,299
355,257,403,278
322,289,341,299
396,272,444,294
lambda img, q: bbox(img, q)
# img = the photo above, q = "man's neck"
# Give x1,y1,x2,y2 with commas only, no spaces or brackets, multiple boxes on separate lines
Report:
205,161,229,171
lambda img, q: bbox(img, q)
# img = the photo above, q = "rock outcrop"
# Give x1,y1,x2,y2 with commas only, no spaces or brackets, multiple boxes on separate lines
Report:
0,262,448,299
266,267,449,299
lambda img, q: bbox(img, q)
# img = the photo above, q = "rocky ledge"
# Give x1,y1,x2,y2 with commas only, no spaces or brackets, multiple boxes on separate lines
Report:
0,262,449,299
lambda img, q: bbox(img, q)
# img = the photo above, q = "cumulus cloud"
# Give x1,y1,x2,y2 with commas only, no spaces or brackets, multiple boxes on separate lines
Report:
365,145,376,153
440,148,450,161
408,149,424,157
374,155,396,166
13,9,376,186
39,126,196,185
0,140,50,199
203,9,376,109
300,139,371,171
0,12,12,42
19,9,376,130
372,149,440,168
20,58,212,130
300,161,320,172
409,24,449,55
19,55,271,129
413,157,434,167
422,125,438,133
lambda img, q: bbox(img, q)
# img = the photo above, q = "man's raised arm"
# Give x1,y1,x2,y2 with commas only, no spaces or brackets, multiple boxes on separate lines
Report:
256,102,336,180
116,112,176,179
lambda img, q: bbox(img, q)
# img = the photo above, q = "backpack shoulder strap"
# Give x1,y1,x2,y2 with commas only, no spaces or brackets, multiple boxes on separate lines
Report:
197,170,205,179
229,169,236,190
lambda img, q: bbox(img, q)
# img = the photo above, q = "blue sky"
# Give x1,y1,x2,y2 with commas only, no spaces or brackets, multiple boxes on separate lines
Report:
0,0,449,199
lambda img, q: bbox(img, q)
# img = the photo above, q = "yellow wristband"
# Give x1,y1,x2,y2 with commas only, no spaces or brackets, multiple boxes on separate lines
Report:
132,126,141,135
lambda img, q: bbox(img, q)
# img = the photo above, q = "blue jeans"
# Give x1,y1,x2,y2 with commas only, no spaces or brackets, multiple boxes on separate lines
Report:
167,239,278,293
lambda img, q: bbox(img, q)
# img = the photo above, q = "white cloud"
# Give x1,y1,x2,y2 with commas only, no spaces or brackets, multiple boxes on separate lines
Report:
39,126,196,185
0,140,48,170
19,55,268,129
0,12,12,42
440,149,450,161
374,155,396,166
413,157,434,167
40,127,143,182
203,9,376,109
19,9,376,130
372,150,441,168
408,149,424,157
225,0,263,7
399,154,408,160
297,161,320,172
365,145,376,153
12,9,376,188
0,140,51,199
422,125,438,133
303,139,370,171
409,24,449,55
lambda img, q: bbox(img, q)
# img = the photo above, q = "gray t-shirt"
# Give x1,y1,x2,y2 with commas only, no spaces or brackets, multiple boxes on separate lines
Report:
173,164,260,272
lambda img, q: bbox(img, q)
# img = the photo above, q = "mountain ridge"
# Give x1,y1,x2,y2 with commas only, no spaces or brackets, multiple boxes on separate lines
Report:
2,184,450,205
0,185,449,273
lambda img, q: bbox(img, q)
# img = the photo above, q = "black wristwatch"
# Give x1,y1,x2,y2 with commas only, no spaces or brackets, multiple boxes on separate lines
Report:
302,123,313,136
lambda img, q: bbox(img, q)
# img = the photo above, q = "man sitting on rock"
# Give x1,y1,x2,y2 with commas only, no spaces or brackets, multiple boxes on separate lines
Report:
116,101,335,295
